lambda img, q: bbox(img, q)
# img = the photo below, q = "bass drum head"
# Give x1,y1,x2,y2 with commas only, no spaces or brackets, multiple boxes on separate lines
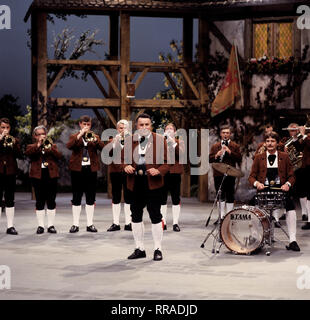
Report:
220,206,268,255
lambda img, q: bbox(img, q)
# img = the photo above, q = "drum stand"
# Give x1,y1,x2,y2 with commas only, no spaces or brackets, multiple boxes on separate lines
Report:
200,172,228,254
264,208,289,256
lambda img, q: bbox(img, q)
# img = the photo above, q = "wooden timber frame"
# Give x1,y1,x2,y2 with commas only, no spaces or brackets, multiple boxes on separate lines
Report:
25,0,305,201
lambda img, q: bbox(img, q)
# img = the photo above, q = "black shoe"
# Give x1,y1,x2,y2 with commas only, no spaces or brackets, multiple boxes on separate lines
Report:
128,249,146,260
302,214,308,221
124,223,132,231
279,214,286,220
107,223,121,232
6,227,18,235
163,224,167,230
87,225,98,233
301,222,310,230
36,226,44,234
47,226,57,234
173,224,180,232
69,225,79,233
286,241,300,252
153,249,163,261
274,221,281,228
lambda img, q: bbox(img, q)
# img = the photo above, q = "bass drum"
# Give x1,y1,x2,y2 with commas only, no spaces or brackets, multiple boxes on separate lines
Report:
220,206,270,255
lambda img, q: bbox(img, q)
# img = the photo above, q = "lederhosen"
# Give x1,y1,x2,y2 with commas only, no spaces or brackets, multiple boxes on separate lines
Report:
109,137,132,205
71,139,97,206
130,135,163,224
0,139,19,208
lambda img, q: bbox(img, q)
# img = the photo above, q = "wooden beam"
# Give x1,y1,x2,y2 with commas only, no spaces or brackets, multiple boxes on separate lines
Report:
293,17,301,110
129,72,137,82
209,22,244,66
101,66,120,98
135,67,150,90
89,71,109,98
120,13,131,119
51,98,120,107
180,68,200,100
47,66,67,96
164,72,183,99
92,109,106,128
36,12,48,127
244,19,253,108
48,59,120,66
131,99,200,108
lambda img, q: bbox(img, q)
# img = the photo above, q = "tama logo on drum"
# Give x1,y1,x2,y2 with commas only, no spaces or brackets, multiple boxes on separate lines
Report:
230,213,252,221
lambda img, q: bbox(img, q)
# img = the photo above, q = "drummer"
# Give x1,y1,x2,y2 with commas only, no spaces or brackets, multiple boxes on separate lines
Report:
248,131,300,252
209,125,242,220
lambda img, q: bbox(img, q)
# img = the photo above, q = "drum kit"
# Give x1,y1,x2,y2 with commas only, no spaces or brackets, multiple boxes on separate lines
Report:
201,163,289,256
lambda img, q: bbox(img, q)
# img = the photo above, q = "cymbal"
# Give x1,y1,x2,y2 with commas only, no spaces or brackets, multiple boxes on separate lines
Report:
212,162,244,178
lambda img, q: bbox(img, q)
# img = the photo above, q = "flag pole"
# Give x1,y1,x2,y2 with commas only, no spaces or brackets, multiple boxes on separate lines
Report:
233,40,244,108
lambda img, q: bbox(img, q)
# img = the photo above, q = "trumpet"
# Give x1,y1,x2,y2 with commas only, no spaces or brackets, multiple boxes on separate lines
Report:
42,137,53,151
84,131,97,143
3,135,15,148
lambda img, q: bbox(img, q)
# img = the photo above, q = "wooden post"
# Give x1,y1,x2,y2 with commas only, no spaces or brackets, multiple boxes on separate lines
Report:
293,17,301,110
244,19,253,108
181,16,193,198
120,13,130,120
107,14,120,199
35,11,47,127
197,16,209,202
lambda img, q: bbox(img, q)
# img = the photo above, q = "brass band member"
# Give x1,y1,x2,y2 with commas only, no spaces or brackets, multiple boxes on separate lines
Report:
106,119,132,232
123,114,169,261
249,131,300,251
209,125,242,219
25,126,62,234
301,128,310,230
0,118,21,235
66,115,104,233
282,123,308,221
160,123,184,232
254,124,274,158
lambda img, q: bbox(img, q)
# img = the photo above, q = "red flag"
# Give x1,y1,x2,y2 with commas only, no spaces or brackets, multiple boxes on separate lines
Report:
211,45,241,117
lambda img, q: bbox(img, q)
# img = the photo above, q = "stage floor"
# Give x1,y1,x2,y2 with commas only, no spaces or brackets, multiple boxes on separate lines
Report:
0,193,309,300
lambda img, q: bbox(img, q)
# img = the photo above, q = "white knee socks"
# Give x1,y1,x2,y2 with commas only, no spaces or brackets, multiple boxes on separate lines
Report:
152,222,163,251
72,205,81,226
286,210,297,243
36,209,45,227
219,201,226,219
172,204,180,225
5,207,15,229
307,200,310,223
85,204,94,227
112,203,121,225
46,209,56,228
131,222,145,251
226,202,234,215
161,205,167,225
124,203,132,225
300,197,308,217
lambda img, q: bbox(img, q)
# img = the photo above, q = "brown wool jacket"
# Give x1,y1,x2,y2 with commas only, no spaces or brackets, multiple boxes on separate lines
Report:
209,140,242,177
66,132,105,172
248,151,295,187
25,143,62,179
107,137,123,174
121,132,170,191
0,138,22,175
168,139,184,175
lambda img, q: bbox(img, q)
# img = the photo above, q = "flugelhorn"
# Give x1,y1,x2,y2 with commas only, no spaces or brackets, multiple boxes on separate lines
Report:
3,135,15,148
42,137,53,151
84,131,97,143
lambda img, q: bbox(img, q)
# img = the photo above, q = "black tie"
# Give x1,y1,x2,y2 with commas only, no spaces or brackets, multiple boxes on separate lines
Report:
222,140,228,146
139,136,148,149
268,154,276,166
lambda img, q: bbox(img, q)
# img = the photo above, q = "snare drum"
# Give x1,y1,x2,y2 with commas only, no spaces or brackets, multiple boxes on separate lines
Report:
220,206,270,255
255,191,286,210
